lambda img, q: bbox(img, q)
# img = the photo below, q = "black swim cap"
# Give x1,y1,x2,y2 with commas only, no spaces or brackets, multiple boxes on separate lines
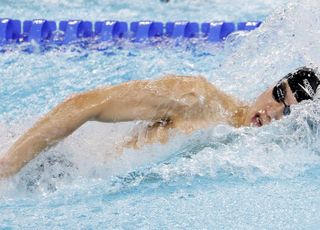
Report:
282,67,320,102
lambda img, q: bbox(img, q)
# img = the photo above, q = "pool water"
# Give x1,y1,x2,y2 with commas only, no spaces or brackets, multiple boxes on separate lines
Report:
1,0,320,229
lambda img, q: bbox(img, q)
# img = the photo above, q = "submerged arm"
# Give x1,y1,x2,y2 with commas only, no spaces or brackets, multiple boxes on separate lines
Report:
0,77,191,178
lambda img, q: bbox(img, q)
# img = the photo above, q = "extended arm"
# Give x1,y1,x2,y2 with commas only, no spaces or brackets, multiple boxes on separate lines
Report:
0,90,103,178
0,76,198,178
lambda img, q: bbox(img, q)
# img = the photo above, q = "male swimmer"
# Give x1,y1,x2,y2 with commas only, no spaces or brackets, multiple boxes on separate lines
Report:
0,67,319,179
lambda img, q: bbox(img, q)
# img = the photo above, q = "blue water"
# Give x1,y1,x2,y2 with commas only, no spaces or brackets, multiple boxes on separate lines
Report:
1,0,320,229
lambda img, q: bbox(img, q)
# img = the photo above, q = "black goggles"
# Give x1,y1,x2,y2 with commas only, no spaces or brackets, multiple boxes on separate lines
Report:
272,81,291,116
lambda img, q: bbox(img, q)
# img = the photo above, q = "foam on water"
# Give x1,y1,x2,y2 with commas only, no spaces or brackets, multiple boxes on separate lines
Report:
1,0,320,228
220,0,320,98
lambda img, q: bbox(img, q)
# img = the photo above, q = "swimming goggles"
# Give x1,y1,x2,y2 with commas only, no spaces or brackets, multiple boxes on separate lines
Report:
272,81,291,116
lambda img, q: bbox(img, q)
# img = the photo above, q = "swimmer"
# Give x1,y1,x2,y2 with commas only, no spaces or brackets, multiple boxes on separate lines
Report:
0,67,319,179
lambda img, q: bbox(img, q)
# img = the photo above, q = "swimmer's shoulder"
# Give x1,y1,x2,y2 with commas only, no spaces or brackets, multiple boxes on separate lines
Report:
161,74,209,83
156,74,212,90
80,75,213,99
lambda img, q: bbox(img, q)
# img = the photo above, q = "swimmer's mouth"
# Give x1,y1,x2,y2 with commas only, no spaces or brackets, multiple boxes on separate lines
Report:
251,114,263,127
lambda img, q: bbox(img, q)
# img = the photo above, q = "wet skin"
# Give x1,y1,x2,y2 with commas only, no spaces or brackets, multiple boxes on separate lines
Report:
244,80,298,127
0,76,298,178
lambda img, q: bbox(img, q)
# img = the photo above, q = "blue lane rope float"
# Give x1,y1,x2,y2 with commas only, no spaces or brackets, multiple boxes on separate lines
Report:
131,21,163,41
166,21,199,38
59,20,93,43
238,21,262,31
95,21,128,41
0,19,20,44
23,19,56,42
201,22,235,42
0,19,262,45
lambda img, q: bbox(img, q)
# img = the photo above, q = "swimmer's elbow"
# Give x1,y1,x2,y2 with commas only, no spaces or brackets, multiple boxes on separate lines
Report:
54,91,104,123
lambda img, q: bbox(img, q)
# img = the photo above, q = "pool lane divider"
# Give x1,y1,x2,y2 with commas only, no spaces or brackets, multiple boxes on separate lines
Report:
0,19,262,45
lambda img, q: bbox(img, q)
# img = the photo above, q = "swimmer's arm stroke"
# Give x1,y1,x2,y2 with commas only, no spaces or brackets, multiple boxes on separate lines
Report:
0,76,198,179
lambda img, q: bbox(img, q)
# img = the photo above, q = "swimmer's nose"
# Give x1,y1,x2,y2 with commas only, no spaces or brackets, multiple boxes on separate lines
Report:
266,103,284,121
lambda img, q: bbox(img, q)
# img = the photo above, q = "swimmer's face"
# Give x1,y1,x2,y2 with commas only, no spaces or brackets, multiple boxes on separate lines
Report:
244,81,298,127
